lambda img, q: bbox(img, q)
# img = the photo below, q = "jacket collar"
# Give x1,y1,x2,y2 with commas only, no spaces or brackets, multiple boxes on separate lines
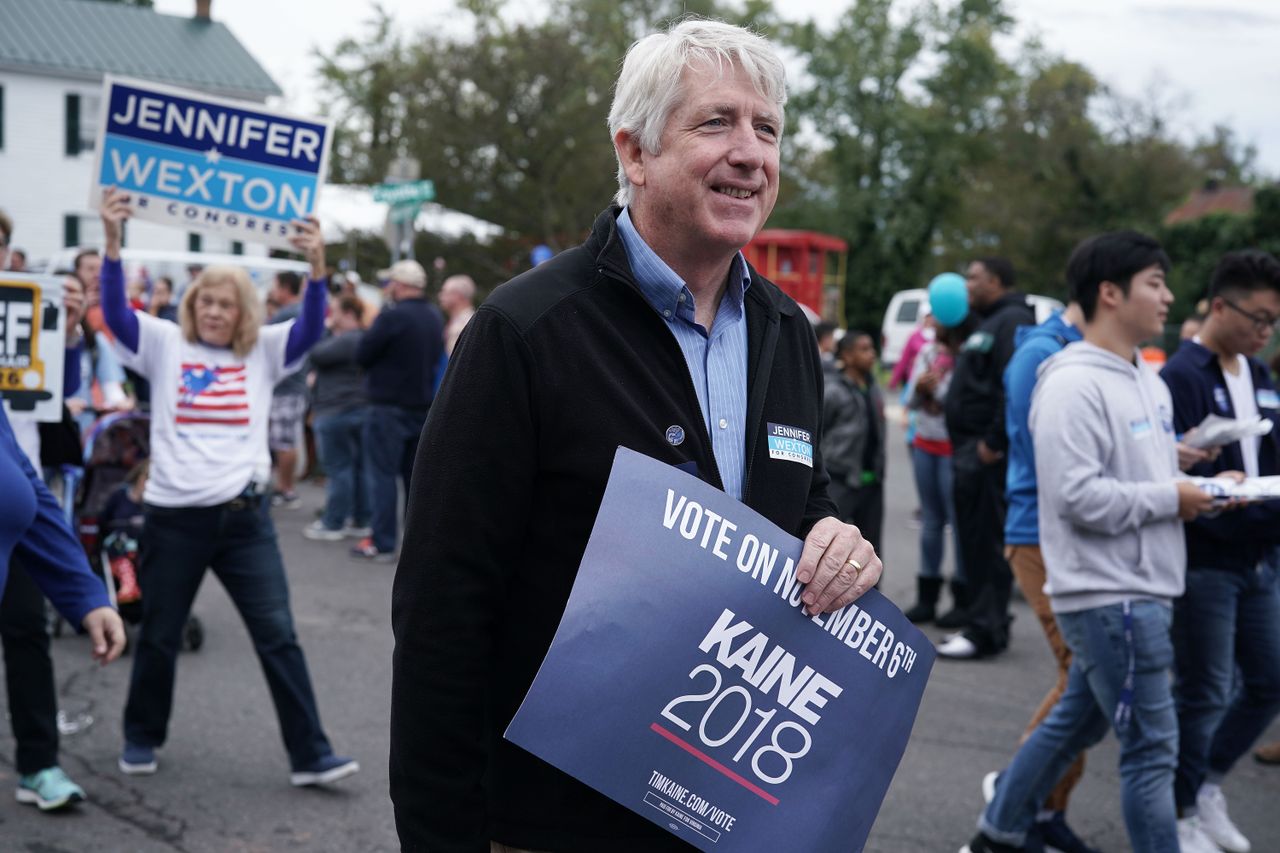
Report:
1174,338,1217,368
586,206,795,324
980,290,1029,317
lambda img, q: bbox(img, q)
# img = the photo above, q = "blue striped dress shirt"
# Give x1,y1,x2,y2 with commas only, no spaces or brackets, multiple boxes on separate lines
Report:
616,208,751,499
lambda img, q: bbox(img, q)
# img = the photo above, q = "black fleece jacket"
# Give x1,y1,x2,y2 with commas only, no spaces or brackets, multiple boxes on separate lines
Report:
390,208,838,853
944,290,1035,452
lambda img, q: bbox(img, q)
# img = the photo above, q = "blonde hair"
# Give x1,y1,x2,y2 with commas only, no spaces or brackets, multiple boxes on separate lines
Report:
179,265,262,357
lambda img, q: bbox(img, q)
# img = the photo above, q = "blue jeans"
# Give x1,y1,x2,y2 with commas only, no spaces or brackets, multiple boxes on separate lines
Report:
314,408,369,531
980,601,1178,852
363,403,429,552
1173,562,1280,813
910,446,964,582
123,499,333,770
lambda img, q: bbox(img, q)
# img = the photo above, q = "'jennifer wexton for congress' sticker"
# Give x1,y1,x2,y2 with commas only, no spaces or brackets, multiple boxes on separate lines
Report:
767,422,813,467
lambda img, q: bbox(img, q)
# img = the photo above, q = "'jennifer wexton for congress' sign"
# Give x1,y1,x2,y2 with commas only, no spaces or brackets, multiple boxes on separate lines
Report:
90,77,333,251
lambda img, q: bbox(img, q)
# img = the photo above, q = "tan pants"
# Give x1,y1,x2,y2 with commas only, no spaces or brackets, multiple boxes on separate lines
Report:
1007,544,1086,813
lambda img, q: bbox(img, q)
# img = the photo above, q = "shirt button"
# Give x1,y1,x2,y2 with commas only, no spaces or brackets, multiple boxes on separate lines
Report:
678,294,685,303
663,309,672,318
719,418,728,429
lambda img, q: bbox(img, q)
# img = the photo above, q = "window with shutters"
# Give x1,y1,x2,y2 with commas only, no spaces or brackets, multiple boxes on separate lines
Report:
65,92,102,155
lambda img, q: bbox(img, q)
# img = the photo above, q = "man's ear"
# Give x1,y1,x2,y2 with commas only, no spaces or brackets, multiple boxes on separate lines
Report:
614,129,647,190
1098,280,1122,309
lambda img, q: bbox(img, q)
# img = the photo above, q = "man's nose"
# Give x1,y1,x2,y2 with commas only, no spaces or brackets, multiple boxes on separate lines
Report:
726,121,765,170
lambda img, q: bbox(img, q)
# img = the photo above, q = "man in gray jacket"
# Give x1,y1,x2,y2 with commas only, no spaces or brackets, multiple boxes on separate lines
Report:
962,231,1226,853
821,330,886,553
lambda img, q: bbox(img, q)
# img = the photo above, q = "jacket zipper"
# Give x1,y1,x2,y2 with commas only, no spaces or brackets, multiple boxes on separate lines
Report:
596,264,725,492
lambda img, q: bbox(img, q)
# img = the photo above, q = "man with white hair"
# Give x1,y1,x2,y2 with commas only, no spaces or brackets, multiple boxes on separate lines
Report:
351,259,444,562
390,20,884,852
439,274,478,355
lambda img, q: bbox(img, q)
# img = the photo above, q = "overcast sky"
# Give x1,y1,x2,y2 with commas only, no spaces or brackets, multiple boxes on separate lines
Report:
155,0,1280,174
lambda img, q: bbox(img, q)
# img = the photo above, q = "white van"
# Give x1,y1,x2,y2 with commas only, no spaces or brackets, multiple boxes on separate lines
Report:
880,288,1064,367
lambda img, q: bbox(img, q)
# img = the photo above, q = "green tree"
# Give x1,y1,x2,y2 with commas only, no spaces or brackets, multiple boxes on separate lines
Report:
315,5,413,185
776,0,1016,332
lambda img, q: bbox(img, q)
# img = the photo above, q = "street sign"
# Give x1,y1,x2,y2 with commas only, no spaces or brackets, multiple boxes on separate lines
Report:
372,180,435,205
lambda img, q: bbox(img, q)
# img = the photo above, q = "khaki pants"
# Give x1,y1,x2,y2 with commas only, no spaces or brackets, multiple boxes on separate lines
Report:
1007,544,1086,812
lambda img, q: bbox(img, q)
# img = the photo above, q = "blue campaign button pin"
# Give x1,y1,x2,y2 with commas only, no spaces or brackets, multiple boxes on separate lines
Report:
665,425,685,446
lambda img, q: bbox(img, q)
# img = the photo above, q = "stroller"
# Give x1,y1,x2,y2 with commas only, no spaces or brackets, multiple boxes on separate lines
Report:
75,412,204,652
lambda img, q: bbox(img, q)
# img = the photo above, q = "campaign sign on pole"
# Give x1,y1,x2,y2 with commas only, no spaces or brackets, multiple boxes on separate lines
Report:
89,76,333,251
0,274,65,423
506,447,935,852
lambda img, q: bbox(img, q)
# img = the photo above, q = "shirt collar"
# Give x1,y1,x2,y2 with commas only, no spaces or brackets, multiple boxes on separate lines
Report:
616,207,750,323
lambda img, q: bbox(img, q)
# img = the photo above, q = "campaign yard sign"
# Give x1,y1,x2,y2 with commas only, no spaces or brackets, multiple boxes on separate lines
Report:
90,77,333,251
0,274,65,423
506,447,936,852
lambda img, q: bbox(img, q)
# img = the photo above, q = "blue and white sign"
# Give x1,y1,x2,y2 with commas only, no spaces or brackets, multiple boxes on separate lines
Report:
506,447,935,852
90,77,333,251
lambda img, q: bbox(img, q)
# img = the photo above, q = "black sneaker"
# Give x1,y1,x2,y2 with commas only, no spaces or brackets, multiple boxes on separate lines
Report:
960,832,1022,853
1036,812,1100,853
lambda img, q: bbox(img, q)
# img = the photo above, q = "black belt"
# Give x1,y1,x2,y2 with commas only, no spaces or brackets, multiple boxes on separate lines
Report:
226,483,267,512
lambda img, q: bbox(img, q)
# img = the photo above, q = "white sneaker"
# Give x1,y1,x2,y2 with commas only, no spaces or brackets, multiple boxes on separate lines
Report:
302,520,345,541
1197,784,1251,853
1178,816,1225,853
982,770,999,804
937,634,980,659
341,522,372,539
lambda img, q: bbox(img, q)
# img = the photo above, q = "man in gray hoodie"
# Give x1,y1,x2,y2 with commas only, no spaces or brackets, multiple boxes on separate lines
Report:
962,231,1227,853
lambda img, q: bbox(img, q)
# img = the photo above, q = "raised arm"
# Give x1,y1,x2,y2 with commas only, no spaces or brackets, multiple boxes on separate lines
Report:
284,216,329,364
99,187,140,353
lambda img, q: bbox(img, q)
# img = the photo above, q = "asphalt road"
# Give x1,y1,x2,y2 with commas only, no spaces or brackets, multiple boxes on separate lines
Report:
2,417,1278,851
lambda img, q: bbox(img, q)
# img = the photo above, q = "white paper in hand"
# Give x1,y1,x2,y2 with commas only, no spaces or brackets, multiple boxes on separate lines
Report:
1185,414,1274,449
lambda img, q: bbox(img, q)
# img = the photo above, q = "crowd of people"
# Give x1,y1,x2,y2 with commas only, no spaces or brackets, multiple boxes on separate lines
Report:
1,15,1278,853
862,237,1280,853
0,191,477,812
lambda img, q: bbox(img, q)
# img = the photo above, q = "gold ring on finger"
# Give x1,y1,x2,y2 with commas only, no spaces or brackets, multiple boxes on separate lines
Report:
846,557,863,572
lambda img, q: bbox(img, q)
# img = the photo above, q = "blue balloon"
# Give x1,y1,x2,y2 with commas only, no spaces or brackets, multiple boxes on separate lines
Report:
531,244,554,266
928,272,969,327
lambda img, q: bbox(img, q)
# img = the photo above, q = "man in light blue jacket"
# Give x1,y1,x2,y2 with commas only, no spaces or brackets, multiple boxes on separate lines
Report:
962,231,1227,853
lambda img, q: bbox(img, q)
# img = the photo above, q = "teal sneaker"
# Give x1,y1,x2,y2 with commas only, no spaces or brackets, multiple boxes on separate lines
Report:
16,766,85,811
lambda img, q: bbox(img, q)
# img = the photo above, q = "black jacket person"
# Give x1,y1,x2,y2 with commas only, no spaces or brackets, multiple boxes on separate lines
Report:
391,23,885,851
938,259,1034,659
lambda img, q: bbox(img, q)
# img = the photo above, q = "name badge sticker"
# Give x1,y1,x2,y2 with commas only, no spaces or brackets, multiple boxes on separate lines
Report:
1129,418,1152,439
766,422,813,468
1214,386,1229,412
1257,389,1279,410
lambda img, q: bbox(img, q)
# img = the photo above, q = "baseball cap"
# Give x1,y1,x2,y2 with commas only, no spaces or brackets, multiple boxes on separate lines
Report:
376,259,427,289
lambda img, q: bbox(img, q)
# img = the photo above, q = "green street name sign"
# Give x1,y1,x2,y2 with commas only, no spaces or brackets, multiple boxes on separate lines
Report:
372,180,436,205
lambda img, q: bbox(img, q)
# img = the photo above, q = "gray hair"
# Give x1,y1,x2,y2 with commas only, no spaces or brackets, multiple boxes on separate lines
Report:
607,19,787,207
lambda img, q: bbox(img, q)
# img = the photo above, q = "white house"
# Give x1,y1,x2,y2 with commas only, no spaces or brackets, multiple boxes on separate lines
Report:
0,0,281,267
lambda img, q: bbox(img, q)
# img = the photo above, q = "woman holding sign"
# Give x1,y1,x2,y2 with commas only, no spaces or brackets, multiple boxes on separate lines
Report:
97,188,358,787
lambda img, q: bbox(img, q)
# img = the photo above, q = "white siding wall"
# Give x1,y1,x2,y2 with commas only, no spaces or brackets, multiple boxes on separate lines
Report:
0,71,268,267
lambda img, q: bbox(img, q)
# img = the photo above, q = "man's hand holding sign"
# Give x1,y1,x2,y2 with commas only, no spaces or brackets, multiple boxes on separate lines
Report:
795,516,881,615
